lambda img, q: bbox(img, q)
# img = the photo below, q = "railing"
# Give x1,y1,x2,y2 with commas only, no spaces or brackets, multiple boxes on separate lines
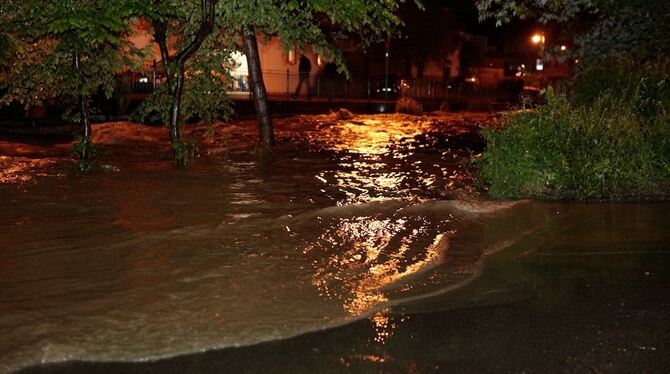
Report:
120,64,503,103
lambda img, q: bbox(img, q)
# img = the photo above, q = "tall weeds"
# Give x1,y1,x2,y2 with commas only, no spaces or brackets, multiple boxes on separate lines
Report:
478,84,670,200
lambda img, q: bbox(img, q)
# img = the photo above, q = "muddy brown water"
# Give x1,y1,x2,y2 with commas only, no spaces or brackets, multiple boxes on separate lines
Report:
1,113,668,373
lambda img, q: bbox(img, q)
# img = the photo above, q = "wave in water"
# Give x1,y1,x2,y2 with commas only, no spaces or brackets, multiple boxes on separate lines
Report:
0,198,531,373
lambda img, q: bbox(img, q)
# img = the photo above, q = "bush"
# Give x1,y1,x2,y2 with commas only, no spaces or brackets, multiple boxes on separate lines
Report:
572,58,670,118
396,97,423,115
477,89,670,200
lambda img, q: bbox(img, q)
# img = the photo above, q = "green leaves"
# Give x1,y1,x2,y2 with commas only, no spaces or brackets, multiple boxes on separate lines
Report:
475,0,670,65
475,0,595,25
0,0,140,111
217,0,410,74
477,87,670,200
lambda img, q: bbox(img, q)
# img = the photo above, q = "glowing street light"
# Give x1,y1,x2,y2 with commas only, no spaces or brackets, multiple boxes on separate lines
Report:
531,33,546,85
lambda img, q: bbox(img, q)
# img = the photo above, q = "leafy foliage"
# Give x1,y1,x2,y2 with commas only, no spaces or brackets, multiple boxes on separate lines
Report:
217,0,417,76
477,90,670,200
132,33,234,125
70,134,99,171
474,0,670,200
1,0,142,166
172,136,200,166
475,0,670,63
475,0,594,25
572,59,670,118
0,0,142,110
574,0,670,63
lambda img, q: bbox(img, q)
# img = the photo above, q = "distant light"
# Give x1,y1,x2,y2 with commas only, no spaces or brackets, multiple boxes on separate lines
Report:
521,64,526,69
560,45,567,51
531,34,544,45
536,58,544,71
575,59,580,64
139,77,148,83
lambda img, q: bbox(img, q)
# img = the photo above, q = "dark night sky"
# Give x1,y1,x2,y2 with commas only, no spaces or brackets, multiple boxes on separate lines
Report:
406,0,539,59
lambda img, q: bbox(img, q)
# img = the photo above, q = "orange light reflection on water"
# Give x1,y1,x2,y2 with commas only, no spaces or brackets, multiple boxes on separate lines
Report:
311,215,446,316
321,117,439,203
0,156,60,184
306,117,451,316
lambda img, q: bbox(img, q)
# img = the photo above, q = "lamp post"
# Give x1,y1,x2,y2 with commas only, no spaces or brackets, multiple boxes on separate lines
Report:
531,33,545,88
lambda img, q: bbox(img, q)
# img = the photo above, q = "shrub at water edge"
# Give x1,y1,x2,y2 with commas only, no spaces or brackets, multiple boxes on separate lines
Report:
477,88,670,200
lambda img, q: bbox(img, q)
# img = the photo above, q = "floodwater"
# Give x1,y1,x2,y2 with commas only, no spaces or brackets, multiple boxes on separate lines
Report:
1,113,668,373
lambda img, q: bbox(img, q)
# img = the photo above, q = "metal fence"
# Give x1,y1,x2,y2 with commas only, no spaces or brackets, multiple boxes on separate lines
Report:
228,70,489,102
120,64,494,102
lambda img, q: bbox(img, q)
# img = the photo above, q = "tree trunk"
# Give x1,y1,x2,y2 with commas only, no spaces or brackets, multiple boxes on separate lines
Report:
242,25,274,145
154,0,217,165
170,66,185,165
74,52,92,161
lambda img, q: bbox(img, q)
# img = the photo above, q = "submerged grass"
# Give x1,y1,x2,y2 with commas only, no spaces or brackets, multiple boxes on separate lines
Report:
477,89,670,200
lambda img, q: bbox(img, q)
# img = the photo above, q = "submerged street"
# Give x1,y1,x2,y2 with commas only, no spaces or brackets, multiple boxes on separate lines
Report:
1,113,669,373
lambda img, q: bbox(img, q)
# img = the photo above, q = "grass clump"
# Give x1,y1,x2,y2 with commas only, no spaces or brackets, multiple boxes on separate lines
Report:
477,87,670,200
396,97,423,115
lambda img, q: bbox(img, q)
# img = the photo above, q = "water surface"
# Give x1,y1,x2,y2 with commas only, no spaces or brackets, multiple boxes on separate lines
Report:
1,113,667,372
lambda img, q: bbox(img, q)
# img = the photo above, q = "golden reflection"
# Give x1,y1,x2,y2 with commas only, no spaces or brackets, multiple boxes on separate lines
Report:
338,354,394,369
0,156,59,184
370,308,404,344
310,215,447,316
328,117,432,155
307,115,456,203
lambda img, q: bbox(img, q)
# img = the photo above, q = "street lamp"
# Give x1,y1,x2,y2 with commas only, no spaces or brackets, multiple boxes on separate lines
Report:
531,33,546,87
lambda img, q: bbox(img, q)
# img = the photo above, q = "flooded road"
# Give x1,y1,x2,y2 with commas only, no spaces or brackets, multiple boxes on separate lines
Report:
1,113,669,373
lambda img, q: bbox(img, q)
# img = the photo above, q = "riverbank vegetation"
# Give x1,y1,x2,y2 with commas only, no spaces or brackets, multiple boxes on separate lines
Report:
475,0,670,200
478,69,670,199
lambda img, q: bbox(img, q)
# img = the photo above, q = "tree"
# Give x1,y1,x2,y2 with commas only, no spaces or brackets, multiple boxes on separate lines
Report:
0,1,140,167
475,0,670,63
475,0,594,25
138,0,231,165
217,1,418,145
